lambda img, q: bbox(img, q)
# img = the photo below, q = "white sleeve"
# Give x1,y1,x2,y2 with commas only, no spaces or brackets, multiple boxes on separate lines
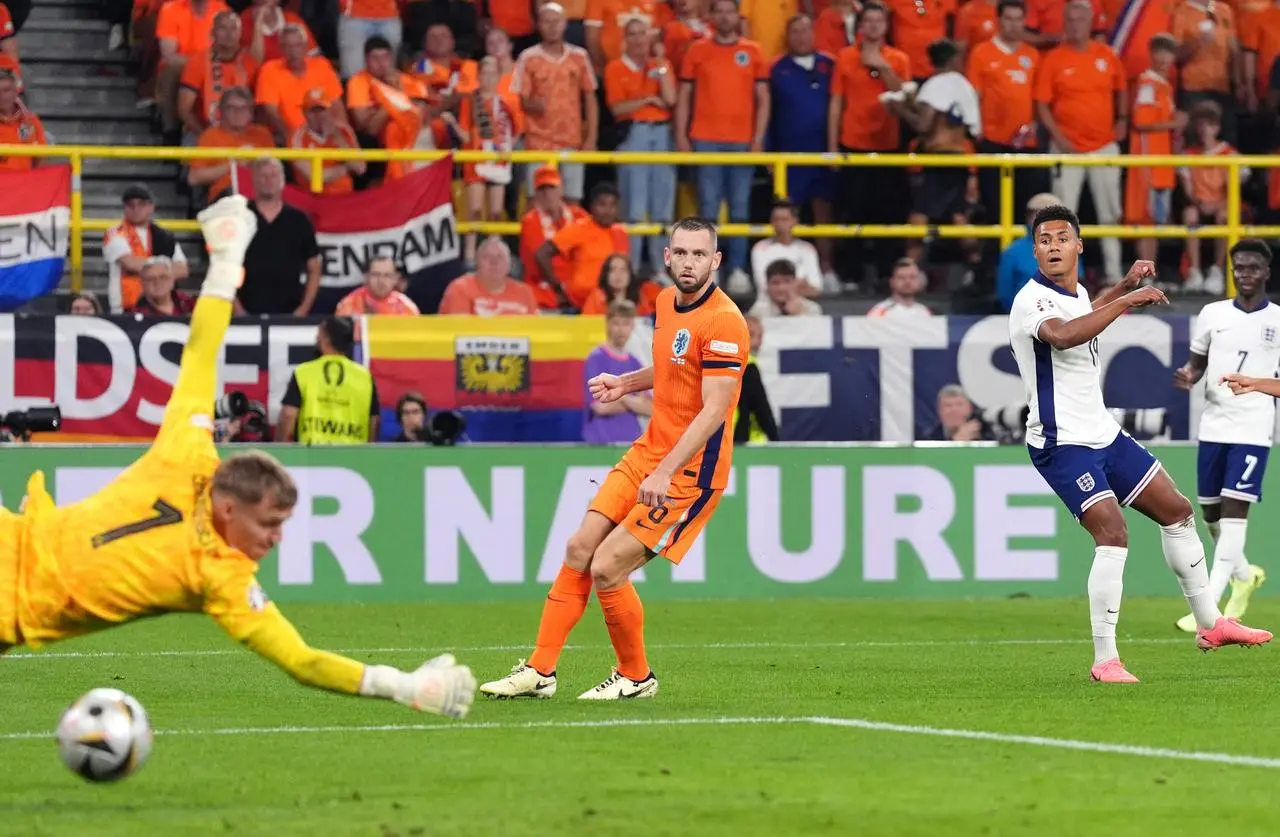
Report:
750,241,770,292
798,242,823,293
914,76,950,112
172,243,188,264
1020,293,1065,340
102,233,132,266
1189,306,1214,356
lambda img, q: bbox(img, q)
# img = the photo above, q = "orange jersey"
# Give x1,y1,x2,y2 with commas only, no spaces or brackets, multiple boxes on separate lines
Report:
342,0,398,19
832,43,912,150
966,37,1038,146
580,282,661,316
1033,40,1125,153
0,297,366,698
605,56,674,122
1025,0,1106,40
955,0,999,50
180,49,260,128
0,2,13,41
489,0,537,37
255,56,344,135
240,8,317,62
520,203,590,309
512,43,598,150
621,285,749,490
413,56,480,99
679,37,769,144
1181,141,1240,206
886,0,956,75
289,122,359,193
191,123,277,198
156,0,232,58
551,216,630,308
1171,0,1235,93
0,107,47,171
813,6,854,57
739,0,799,60
663,17,709,71
1129,69,1176,187
587,0,659,65
1240,4,1280,98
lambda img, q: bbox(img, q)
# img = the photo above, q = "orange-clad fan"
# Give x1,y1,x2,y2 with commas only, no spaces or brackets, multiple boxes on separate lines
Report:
1124,34,1183,266
188,86,277,203
346,35,441,182
255,24,345,140
0,70,44,172
178,10,259,136
519,166,589,310
289,89,365,194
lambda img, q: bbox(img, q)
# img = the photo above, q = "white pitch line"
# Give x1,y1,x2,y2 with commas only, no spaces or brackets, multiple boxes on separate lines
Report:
6,714,1280,771
0,637,1191,661
807,717,1280,770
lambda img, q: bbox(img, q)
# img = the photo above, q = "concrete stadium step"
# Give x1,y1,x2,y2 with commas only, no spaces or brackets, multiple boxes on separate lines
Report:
39,105,151,123
27,0,104,21
25,83,138,112
81,157,181,181
23,50,129,74
43,119,157,146
25,75,137,93
18,23,112,57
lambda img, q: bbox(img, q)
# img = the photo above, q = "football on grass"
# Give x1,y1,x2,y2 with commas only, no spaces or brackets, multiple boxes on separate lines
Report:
56,688,153,783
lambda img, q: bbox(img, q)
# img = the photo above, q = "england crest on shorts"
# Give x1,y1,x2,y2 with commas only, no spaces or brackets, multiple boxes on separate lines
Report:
672,328,691,358
1076,473,1095,492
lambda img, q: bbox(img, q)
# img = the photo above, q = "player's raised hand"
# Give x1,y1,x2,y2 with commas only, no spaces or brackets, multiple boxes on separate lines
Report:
1120,260,1157,289
638,470,672,509
588,373,627,403
1221,373,1263,395
197,194,258,268
1121,285,1168,308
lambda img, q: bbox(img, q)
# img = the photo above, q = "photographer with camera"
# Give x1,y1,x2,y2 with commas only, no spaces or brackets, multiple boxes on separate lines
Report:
392,392,467,445
0,406,62,443
923,384,996,443
214,392,271,443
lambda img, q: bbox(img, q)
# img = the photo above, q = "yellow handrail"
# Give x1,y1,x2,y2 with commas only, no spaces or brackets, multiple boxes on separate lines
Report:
0,145,1272,296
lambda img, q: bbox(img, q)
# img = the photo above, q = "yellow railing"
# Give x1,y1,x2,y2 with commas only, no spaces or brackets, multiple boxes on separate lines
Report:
1,145,1276,296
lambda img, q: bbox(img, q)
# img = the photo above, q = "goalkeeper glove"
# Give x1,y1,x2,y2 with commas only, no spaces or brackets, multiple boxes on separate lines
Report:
196,194,258,301
361,655,478,719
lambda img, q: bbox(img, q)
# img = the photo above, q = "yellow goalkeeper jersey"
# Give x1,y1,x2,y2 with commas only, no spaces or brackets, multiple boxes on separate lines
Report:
0,296,363,694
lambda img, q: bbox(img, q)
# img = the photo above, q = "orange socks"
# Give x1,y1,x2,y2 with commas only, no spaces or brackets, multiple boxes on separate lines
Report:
596,582,649,681
528,563,593,675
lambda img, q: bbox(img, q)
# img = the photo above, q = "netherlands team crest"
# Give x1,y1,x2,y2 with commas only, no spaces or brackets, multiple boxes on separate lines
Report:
734,50,749,66
1076,473,1096,492
672,328,691,358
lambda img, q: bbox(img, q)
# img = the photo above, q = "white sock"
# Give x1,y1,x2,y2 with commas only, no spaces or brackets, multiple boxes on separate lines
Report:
1220,518,1253,583
1210,518,1248,600
1088,546,1127,664
1161,515,1221,629
1207,519,1221,545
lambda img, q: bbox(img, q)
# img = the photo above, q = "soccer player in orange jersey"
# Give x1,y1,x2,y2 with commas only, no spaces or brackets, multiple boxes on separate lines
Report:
481,217,750,700
0,196,477,720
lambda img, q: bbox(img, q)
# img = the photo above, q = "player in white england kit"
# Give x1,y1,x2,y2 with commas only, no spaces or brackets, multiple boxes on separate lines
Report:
1173,241,1279,632
1008,206,1272,684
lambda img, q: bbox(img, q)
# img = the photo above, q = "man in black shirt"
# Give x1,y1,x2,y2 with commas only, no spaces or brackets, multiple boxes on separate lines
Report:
238,158,322,316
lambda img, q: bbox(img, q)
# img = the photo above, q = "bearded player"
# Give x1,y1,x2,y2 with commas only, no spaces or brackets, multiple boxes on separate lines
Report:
481,217,749,700
1009,204,1271,684
0,196,477,720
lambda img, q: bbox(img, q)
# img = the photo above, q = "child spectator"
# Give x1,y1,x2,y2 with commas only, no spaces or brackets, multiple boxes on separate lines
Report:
1125,33,1184,269
1180,100,1248,294
751,198,824,296
580,253,662,316
582,299,650,444
457,56,524,266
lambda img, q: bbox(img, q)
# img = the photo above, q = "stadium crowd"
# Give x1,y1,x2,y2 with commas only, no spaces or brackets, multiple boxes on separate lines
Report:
2,0,1280,314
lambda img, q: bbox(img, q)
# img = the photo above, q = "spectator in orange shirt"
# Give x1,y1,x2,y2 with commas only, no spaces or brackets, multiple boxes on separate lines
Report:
887,0,955,82
536,181,628,310
1171,0,1245,145
412,23,480,111
256,24,345,142
456,56,524,265
188,86,277,203
1024,0,1105,48
1125,33,1184,267
514,3,600,202
814,0,858,57
0,1,16,61
347,35,438,183
955,0,999,60
0,70,43,172
968,0,1047,224
580,252,663,315
829,2,910,286
1035,0,1127,283
337,0,403,80
1241,1,1280,128
607,18,677,272
485,0,540,55
241,0,318,63
156,0,232,138
741,0,798,61
663,0,709,71
290,89,365,193
586,0,657,72
519,165,590,309
178,10,258,141
1180,100,1247,294
335,256,422,314
676,0,769,288
440,237,541,314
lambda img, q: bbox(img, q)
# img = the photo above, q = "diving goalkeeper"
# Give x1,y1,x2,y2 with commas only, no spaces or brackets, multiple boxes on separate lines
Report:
0,196,477,720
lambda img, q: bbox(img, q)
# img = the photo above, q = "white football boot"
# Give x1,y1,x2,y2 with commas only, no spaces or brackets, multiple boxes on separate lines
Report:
577,669,659,700
479,659,557,699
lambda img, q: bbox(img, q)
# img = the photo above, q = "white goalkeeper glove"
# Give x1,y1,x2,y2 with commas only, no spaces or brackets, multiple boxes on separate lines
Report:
361,654,477,719
196,194,258,301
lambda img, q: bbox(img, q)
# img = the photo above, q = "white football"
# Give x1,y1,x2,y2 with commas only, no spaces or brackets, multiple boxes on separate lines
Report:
56,688,153,783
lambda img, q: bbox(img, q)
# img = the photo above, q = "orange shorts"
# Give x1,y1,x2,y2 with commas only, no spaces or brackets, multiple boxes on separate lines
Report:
587,458,723,564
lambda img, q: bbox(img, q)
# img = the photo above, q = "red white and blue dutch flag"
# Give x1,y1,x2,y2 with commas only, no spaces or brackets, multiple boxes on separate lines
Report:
0,165,69,311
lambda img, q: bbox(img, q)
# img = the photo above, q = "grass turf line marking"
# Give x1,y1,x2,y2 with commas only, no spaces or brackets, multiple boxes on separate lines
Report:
6,715,1280,770
807,717,1280,770
0,637,1192,661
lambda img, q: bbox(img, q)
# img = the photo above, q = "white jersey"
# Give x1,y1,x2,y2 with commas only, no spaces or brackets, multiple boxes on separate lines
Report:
1008,275,1121,449
1191,298,1280,446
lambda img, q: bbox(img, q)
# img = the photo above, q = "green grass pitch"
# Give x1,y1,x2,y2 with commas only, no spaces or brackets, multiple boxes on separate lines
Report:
2,597,1279,837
